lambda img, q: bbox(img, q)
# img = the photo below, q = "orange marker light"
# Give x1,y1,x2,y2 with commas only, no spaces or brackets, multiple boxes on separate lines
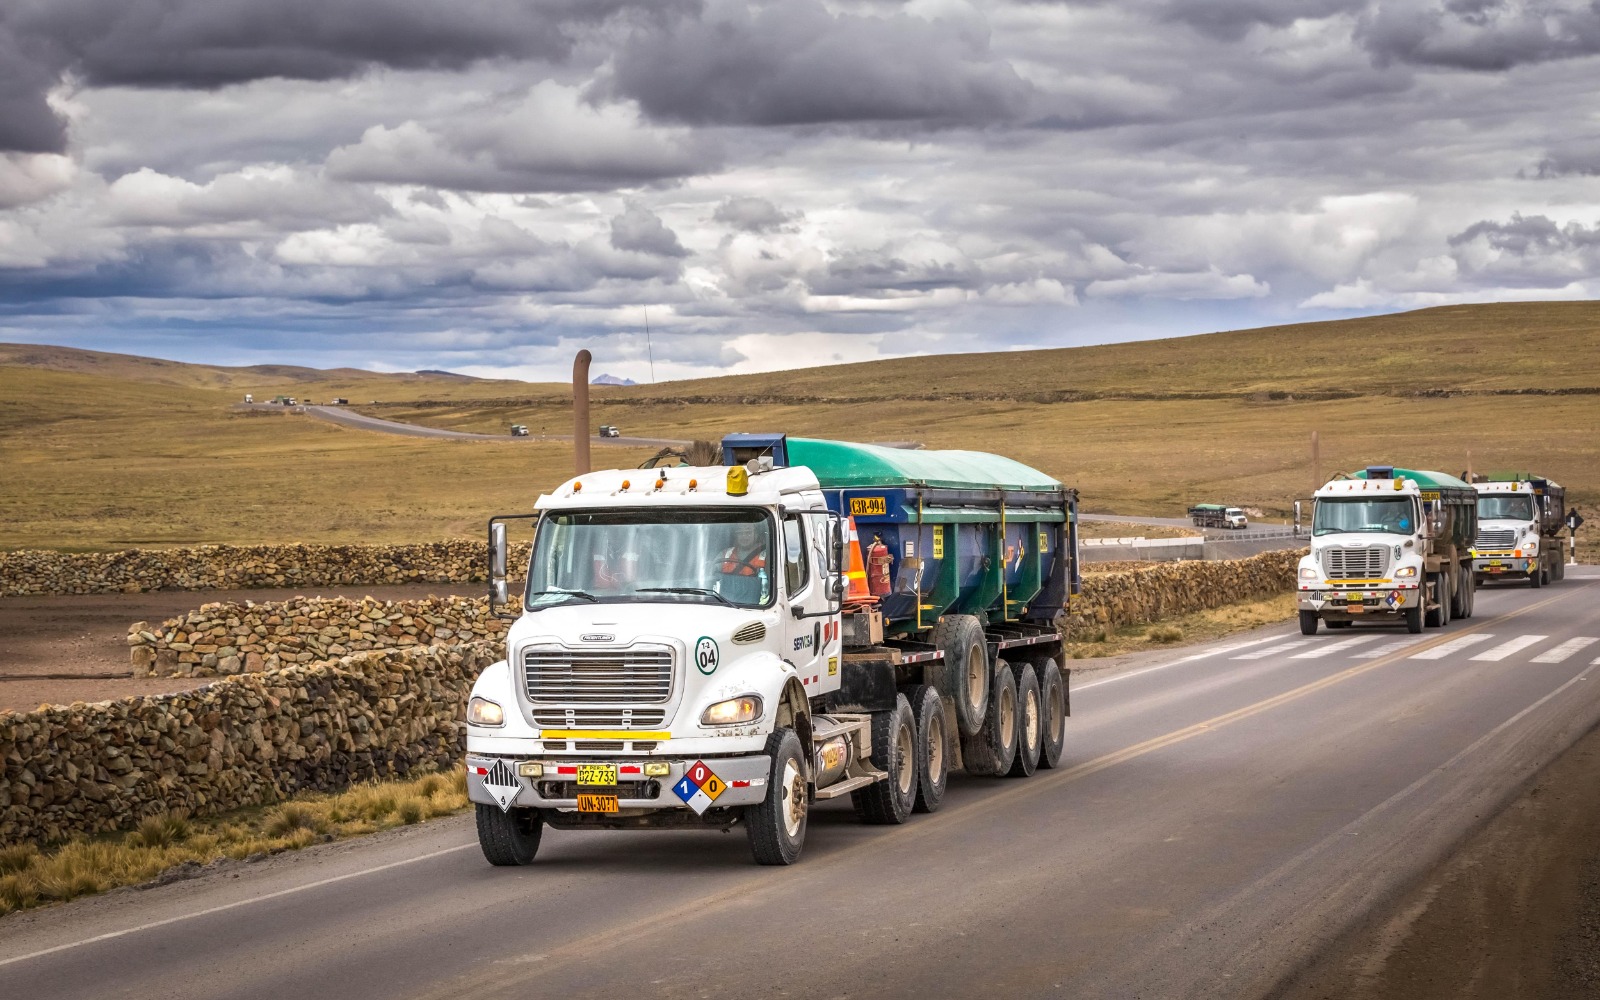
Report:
621,479,631,490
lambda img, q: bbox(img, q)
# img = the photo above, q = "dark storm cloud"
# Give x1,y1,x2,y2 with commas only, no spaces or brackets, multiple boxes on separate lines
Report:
1449,212,1600,252
1357,1,1600,71
713,196,796,233
1155,0,1363,41
609,203,689,257
1447,212,1600,286
0,0,693,152
600,0,1033,127
1530,138,1600,177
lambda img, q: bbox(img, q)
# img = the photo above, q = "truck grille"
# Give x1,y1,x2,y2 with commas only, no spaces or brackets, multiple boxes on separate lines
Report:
529,708,668,728
522,646,674,704
1321,546,1390,578
1475,528,1516,549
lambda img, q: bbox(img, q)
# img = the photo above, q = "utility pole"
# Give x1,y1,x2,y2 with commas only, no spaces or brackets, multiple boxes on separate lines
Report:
1310,430,1320,493
573,349,592,476
643,306,656,384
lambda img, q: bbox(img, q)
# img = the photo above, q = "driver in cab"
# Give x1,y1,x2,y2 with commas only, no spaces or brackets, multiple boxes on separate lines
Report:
719,522,768,602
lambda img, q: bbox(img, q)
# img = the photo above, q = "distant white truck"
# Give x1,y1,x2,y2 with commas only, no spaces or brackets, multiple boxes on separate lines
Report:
244,393,253,403
1188,504,1247,529
1297,466,1478,635
1471,473,1567,588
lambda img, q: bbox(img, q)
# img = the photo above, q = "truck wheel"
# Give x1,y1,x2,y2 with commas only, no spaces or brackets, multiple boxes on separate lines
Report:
1036,657,1066,770
1529,565,1542,589
747,727,809,865
1007,663,1042,778
1298,611,1319,636
1405,605,1423,633
1459,568,1475,618
853,695,917,825
1449,566,1468,619
1425,573,1446,628
475,804,544,866
961,661,1018,777
906,685,949,814
931,614,990,738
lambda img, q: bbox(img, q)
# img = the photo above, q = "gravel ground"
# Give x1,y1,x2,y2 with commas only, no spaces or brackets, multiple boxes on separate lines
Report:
1274,718,1600,1000
0,583,482,713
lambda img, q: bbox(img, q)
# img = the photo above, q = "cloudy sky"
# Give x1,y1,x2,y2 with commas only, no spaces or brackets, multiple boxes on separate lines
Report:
1,0,1598,382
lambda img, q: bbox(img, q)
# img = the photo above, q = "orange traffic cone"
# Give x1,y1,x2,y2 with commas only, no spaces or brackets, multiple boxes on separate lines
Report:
844,516,872,600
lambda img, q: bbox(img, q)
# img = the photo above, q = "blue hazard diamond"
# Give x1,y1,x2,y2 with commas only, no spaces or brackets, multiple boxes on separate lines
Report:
672,775,698,803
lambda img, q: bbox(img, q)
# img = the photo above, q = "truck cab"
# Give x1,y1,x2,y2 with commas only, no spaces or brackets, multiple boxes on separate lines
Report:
1471,474,1565,588
465,435,1078,866
1296,466,1477,635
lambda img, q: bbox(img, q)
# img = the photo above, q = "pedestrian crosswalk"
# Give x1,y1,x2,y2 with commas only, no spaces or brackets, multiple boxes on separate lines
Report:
1226,632,1600,666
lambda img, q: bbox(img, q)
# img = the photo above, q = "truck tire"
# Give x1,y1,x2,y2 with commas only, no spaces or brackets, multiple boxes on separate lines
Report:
961,661,1018,777
475,804,544,866
906,684,948,814
747,727,809,865
931,615,990,738
1459,567,1475,618
1529,565,1542,589
1450,566,1468,619
1007,663,1042,778
1036,657,1066,770
853,695,917,825
1425,573,1446,628
1298,610,1319,635
1405,605,1423,633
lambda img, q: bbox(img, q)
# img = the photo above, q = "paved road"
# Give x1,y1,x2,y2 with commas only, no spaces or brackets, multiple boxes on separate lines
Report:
1081,511,1298,539
4,572,1598,999
239,403,688,448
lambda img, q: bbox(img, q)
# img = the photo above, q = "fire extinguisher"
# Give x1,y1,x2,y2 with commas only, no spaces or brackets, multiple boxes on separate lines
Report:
866,534,893,596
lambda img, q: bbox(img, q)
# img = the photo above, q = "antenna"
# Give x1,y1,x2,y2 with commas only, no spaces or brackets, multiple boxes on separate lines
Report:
643,306,656,384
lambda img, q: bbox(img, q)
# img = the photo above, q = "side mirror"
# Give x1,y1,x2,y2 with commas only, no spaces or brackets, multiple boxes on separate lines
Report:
1293,500,1302,536
489,522,508,612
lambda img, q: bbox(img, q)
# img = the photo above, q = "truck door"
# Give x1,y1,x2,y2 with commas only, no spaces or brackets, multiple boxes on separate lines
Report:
779,511,837,693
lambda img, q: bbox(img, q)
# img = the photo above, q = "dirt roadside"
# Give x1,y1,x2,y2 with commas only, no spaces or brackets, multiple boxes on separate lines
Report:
0,583,480,713
1274,716,1600,1000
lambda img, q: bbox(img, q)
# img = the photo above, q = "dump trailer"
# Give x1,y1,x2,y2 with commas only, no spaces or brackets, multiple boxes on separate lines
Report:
1472,472,1566,587
465,434,1079,866
1296,466,1478,635
1188,504,1247,529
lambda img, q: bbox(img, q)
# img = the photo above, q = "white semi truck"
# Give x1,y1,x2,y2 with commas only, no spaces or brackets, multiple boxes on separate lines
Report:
1471,473,1567,588
464,434,1079,865
1296,466,1478,635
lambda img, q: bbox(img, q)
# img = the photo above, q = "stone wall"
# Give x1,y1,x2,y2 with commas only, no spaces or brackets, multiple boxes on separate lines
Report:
129,596,512,678
0,642,496,848
1068,548,1304,634
0,541,531,596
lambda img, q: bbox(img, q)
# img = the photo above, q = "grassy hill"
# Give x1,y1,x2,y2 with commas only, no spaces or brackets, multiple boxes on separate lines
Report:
1,301,1596,550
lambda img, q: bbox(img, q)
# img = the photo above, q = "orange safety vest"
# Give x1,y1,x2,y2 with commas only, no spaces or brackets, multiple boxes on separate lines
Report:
721,546,766,577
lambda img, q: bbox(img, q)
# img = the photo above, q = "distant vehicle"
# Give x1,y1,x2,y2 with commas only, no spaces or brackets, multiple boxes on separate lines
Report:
598,425,621,437
288,397,297,406
1188,504,1248,529
1471,472,1566,588
510,425,529,437
243,393,253,403
331,398,348,405
272,395,292,405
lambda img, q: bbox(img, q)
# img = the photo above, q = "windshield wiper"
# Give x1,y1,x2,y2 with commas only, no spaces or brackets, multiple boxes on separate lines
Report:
525,589,599,606
636,587,735,607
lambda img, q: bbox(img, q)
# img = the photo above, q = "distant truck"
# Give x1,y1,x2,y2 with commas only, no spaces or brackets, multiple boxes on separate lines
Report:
332,398,349,405
1471,473,1566,588
1188,504,1248,529
510,425,529,437
599,425,621,438
243,393,253,404
1297,466,1478,635
466,434,1079,866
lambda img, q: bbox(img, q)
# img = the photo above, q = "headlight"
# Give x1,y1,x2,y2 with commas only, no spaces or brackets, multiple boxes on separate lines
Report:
467,696,505,727
1394,566,1417,577
1299,566,1319,580
701,695,763,727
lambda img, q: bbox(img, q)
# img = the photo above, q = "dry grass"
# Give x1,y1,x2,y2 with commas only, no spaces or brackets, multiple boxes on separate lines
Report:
1064,592,1300,660
0,769,469,916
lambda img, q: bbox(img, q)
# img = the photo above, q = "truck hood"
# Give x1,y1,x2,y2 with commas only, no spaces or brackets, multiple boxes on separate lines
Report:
505,600,778,654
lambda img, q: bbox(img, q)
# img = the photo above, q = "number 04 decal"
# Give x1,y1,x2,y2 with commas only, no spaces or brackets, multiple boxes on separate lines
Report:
695,636,720,675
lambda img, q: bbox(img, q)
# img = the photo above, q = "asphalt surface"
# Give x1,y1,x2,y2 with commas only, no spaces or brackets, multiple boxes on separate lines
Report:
239,402,687,447
3,571,1598,999
1080,511,1298,539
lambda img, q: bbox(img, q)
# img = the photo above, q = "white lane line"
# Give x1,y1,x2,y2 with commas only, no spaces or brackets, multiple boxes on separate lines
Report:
0,842,476,969
1290,635,1382,659
1233,639,1314,660
1409,633,1495,660
1471,634,1549,662
1353,638,1429,660
1075,634,1292,691
1530,637,1600,664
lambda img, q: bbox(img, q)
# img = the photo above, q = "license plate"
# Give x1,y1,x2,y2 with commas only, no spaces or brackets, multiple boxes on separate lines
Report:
576,764,617,786
577,793,619,813
1348,605,1364,614
1489,561,1502,567
1489,566,1504,573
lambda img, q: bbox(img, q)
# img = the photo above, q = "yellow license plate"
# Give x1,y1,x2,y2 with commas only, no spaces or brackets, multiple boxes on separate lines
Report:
576,764,617,786
577,793,619,813
1489,561,1502,567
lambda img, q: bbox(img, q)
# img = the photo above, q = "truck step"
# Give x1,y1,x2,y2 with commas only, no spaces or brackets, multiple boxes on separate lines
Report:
812,774,881,799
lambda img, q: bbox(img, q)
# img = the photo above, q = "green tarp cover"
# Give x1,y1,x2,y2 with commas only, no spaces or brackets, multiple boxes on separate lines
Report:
787,438,1061,491
1350,467,1473,491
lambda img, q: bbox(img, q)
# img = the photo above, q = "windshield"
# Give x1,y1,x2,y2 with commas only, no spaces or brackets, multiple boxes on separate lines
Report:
1313,497,1415,536
526,508,774,609
1477,494,1534,521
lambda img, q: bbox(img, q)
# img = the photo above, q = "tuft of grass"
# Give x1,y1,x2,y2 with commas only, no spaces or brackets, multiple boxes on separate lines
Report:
0,768,471,917
1064,591,1299,660
1148,625,1184,643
